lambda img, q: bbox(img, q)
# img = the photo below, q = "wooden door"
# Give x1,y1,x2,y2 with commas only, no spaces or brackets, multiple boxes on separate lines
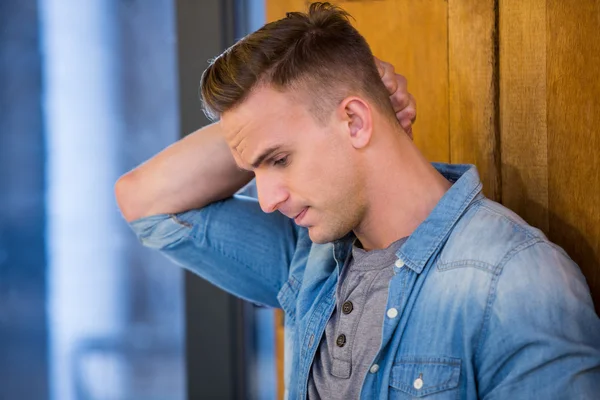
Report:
500,0,600,314
265,1,600,397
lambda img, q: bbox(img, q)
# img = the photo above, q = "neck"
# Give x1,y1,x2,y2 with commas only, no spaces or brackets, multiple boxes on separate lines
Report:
353,127,451,251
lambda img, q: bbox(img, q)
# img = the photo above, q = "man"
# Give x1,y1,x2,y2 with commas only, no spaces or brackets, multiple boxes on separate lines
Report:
115,3,600,399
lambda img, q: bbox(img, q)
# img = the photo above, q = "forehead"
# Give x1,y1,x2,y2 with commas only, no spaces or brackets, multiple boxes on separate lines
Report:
220,86,312,151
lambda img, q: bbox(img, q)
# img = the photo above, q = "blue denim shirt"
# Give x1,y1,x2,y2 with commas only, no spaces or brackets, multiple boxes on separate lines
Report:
129,163,600,399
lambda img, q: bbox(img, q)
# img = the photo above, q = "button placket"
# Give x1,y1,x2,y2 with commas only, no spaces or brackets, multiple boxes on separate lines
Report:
386,307,398,319
380,264,410,351
332,272,366,362
335,334,347,347
342,300,353,314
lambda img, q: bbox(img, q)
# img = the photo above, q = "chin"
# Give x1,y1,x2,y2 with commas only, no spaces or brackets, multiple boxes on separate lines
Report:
307,225,350,244
307,229,328,244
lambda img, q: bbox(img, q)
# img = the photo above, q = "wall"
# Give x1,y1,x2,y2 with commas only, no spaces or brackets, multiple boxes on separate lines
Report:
266,0,600,396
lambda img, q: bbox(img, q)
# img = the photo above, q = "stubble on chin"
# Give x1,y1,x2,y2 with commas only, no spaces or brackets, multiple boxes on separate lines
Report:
307,213,359,244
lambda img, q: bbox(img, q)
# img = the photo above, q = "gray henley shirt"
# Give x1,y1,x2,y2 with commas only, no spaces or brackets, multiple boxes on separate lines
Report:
307,236,408,399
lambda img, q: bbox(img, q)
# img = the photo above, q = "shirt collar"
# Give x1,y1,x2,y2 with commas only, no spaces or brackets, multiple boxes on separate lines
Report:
333,163,483,274
397,163,483,273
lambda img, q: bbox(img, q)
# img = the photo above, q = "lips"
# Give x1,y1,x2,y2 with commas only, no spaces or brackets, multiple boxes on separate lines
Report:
294,207,308,223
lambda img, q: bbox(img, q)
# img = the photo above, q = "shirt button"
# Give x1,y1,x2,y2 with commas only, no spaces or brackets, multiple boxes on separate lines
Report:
395,259,405,268
413,377,424,390
335,334,346,347
386,307,398,319
342,301,353,314
369,364,379,374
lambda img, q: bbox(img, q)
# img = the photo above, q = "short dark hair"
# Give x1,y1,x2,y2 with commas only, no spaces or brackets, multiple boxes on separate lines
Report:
200,2,394,124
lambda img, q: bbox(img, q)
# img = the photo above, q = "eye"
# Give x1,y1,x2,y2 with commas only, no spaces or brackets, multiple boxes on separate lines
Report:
272,155,289,167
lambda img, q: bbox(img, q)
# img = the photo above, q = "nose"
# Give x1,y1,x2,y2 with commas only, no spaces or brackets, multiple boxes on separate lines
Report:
255,173,288,213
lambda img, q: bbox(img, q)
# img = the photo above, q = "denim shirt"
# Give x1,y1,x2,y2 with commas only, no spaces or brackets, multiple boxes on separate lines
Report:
129,163,600,399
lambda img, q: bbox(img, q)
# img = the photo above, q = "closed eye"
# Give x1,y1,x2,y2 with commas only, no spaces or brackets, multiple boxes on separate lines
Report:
272,155,289,167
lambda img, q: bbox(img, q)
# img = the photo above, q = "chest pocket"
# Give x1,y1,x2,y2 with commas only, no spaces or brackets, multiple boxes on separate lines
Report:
389,356,461,399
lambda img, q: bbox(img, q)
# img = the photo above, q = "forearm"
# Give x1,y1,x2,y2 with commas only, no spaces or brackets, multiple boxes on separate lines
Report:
115,122,253,222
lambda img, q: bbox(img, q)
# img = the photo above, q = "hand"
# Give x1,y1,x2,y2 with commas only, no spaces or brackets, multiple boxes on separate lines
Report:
375,57,417,139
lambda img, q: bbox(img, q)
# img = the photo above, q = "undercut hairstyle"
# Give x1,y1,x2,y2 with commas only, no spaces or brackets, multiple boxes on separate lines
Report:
200,2,395,124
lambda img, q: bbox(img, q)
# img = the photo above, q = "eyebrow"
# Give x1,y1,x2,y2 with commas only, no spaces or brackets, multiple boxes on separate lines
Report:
249,145,283,169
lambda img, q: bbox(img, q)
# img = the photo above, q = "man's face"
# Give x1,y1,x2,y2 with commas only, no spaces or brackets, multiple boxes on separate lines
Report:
220,85,367,244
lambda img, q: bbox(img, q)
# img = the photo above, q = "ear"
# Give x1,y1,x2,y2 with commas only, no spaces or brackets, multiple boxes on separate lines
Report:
336,96,373,149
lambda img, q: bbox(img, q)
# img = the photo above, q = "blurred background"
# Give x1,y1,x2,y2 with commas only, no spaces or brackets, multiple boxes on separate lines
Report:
1,0,599,399
1,0,275,399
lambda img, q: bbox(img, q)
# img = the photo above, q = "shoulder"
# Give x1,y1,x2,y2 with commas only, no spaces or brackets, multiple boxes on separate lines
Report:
432,198,598,326
437,197,596,310
467,213,600,357
474,233,600,397
438,198,548,274
493,239,597,323
441,197,591,300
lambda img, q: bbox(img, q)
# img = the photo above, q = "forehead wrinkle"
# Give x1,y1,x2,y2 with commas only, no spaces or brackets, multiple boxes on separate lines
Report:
233,139,252,170
232,116,265,165
232,152,245,169
229,147,250,171
225,127,247,161
225,87,299,168
230,131,255,171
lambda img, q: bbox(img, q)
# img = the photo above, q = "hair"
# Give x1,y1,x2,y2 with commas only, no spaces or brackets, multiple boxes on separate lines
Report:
200,2,395,124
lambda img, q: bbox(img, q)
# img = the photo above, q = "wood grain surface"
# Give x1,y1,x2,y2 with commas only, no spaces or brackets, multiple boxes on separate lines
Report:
263,0,600,396
265,2,450,395
499,0,549,231
546,0,600,311
448,0,501,201
267,0,450,163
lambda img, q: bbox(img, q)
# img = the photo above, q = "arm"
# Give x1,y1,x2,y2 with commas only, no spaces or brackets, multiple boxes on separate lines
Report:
115,123,298,307
115,122,253,222
115,58,414,223
114,60,417,306
115,58,416,222
476,242,600,399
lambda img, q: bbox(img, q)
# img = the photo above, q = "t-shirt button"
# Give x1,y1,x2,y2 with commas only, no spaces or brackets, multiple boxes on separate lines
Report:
386,307,398,319
342,301,354,314
369,364,379,374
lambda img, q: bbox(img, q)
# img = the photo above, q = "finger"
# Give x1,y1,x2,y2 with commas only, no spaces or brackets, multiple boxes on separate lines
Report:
389,75,409,111
378,61,398,95
391,94,409,114
398,111,411,127
374,56,393,79
396,113,413,139
373,56,385,77
396,104,416,123
395,93,416,121
394,73,408,93
407,93,417,123
389,77,408,109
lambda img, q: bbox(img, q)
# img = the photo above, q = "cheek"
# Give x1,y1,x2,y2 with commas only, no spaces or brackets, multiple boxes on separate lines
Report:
293,135,357,202
298,152,342,195
312,162,359,211
290,148,328,188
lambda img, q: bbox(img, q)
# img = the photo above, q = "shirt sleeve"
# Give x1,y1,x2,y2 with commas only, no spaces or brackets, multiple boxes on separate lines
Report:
476,240,600,399
128,194,302,308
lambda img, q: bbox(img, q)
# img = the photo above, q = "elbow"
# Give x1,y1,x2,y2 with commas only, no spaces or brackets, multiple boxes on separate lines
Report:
115,171,145,223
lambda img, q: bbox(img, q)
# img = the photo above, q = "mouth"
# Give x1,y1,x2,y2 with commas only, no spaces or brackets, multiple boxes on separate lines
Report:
294,207,308,224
